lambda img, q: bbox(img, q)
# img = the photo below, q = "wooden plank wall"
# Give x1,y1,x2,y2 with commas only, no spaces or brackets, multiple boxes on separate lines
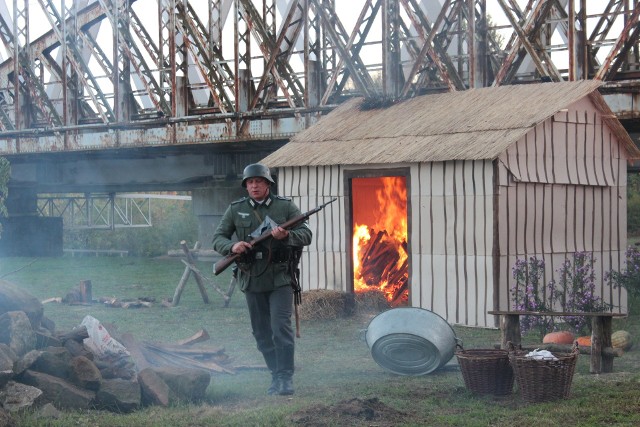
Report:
277,162,496,328
410,160,495,327
496,105,628,316
277,166,348,292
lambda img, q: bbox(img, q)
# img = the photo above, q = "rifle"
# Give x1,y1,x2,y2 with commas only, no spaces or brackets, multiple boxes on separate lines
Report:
213,197,337,275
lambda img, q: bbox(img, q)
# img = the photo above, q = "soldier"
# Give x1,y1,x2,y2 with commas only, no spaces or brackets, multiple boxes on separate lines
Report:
212,163,312,396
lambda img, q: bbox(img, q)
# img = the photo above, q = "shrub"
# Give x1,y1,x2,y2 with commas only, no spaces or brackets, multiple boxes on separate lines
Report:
510,257,555,340
553,252,610,335
607,246,640,314
511,252,612,339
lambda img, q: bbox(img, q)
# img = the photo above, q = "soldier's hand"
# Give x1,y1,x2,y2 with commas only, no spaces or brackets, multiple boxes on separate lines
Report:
272,226,289,240
232,241,253,254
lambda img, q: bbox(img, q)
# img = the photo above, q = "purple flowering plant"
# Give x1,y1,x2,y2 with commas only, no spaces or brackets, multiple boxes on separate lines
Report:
554,252,611,335
607,246,640,298
510,257,555,340
606,245,640,310
511,252,611,339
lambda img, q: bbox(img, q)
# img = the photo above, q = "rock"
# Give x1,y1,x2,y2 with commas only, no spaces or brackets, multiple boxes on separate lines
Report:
0,344,16,372
13,350,41,375
0,311,36,357
68,356,102,391
94,355,136,380
19,370,95,410
138,368,170,407
39,316,56,334
34,330,62,349
154,367,210,402
63,338,93,360
95,378,141,413
35,403,62,420
0,280,43,328
0,381,44,412
29,347,72,379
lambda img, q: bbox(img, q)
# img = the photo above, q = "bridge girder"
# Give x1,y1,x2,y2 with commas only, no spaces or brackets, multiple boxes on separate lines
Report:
0,0,636,154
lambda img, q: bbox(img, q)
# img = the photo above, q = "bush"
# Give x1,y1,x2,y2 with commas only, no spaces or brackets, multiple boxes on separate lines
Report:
607,246,640,314
628,175,640,236
511,252,611,339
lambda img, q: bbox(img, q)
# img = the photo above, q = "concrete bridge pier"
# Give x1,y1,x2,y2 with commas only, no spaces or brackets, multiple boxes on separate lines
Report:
192,182,246,251
0,186,63,256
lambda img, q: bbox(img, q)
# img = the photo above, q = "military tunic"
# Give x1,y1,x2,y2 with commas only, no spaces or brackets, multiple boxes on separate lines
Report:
212,193,312,292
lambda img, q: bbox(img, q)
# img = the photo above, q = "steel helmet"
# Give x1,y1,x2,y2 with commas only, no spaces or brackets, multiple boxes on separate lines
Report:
241,163,275,187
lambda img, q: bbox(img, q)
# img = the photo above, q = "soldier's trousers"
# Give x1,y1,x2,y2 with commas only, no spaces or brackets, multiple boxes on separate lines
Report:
245,285,295,375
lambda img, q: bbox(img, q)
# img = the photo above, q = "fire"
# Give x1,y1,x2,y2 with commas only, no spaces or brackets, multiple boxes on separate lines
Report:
352,176,408,304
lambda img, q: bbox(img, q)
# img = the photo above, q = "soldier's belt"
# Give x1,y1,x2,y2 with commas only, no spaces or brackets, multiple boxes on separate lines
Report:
248,248,292,263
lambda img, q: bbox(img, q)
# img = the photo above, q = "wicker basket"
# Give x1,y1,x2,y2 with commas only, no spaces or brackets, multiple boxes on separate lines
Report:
508,344,579,403
455,347,514,396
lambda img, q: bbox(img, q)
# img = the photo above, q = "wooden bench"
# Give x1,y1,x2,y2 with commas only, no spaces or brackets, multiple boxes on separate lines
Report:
64,249,129,257
488,310,627,374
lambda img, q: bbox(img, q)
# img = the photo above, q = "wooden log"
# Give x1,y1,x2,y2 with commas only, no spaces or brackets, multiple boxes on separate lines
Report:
118,332,152,371
167,248,220,258
172,262,192,306
500,314,521,349
79,280,92,303
142,342,234,374
601,316,614,373
56,325,89,342
176,329,210,346
180,260,228,299
181,241,210,304
223,268,237,308
592,316,603,374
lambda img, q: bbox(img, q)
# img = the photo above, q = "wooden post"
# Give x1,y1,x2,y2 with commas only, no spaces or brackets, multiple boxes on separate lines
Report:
601,316,614,373
591,316,615,373
172,264,191,306
180,241,210,304
500,314,521,349
78,280,92,303
591,317,603,374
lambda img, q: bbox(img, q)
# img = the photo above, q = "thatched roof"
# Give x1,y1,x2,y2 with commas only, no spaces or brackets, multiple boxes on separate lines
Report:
262,80,639,167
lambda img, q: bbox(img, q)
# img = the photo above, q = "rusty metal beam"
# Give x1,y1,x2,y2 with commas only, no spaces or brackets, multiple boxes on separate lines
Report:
0,0,638,150
320,0,381,105
595,3,640,81
310,0,377,97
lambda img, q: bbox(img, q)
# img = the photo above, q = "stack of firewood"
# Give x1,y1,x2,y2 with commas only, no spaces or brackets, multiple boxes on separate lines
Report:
358,229,409,303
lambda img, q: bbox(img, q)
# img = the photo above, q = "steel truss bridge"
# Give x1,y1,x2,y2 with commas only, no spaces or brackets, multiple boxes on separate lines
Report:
0,0,639,231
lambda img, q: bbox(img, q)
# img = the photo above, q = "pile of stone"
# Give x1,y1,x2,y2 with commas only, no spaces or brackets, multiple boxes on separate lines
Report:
0,279,213,422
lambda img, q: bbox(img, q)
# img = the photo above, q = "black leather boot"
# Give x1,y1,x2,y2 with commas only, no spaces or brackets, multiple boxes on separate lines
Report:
276,346,295,395
262,350,280,395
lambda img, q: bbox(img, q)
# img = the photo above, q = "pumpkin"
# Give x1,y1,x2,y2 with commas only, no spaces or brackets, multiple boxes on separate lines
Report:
611,330,633,351
542,331,575,345
576,336,591,347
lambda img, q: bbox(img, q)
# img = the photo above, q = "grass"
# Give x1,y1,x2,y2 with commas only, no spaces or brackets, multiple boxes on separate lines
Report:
1,256,640,426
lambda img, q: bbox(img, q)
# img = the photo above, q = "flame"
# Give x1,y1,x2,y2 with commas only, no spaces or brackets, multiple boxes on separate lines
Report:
352,176,408,303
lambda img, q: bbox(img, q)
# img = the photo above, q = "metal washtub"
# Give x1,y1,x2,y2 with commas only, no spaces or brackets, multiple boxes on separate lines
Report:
365,307,459,375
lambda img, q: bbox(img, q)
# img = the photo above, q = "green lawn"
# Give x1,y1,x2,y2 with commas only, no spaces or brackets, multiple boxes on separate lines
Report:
1,256,640,427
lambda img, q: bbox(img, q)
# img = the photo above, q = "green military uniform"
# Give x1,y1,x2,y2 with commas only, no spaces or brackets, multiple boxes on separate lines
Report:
212,188,312,396
212,193,312,292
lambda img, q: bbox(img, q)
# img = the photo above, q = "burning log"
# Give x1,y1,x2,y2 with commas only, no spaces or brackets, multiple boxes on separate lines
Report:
356,227,409,304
